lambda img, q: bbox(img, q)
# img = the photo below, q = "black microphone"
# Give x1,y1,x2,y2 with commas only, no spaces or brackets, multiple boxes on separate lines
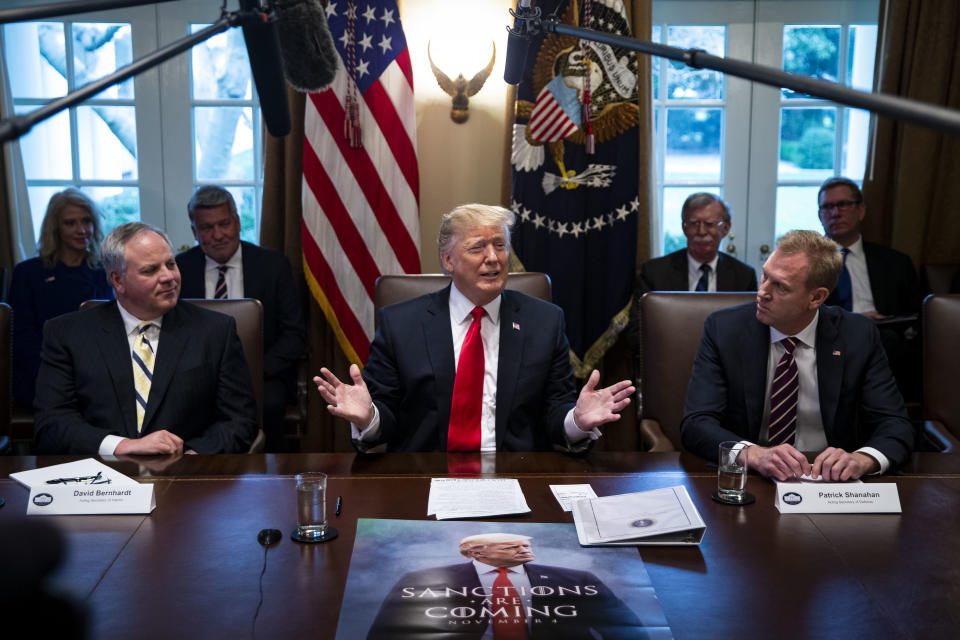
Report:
504,0,537,85
270,0,338,93
238,0,292,137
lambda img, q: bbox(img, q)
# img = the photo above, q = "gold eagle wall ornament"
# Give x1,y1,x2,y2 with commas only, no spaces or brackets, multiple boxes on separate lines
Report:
427,40,496,123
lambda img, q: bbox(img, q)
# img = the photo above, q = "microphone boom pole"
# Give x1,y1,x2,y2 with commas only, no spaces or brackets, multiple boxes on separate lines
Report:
529,15,960,137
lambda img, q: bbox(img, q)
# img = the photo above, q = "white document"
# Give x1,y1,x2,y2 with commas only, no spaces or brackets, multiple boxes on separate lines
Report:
427,478,530,520
775,481,901,513
10,458,156,515
572,485,706,546
549,483,598,512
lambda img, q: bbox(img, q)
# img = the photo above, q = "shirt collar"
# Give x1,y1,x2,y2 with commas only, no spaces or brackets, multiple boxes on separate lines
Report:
833,234,864,258
770,309,819,349
472,559,526,576
203,242,243,271
687,251,720,273
449,281,501,326
117,301,164,336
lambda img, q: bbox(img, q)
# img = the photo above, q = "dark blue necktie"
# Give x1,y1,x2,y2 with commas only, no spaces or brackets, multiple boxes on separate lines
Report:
835,248,852,311
695,263,711,292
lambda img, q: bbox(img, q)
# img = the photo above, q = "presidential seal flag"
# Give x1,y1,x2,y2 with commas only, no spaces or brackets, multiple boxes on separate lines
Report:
302,0,421,365
510,0,639,377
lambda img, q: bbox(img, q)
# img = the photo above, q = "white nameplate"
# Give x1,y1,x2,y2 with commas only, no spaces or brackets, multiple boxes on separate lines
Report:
775,482,901,514
26,483,156,515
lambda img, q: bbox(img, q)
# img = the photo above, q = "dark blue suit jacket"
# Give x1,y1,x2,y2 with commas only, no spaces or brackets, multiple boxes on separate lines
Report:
361,286,577,452
680,303,914,468
824,241,921,316
177,241,306,380
637,249,757,294
367,561,645,639
34,301,258,454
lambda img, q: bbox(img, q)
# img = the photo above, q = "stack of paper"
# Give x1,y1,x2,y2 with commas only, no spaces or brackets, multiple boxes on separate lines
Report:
427,478,530,520
572,485,706,546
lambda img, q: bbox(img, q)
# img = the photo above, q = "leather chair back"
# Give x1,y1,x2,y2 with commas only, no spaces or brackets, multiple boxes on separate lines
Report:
640,292,756,451
80,298,265,451
374,273,552,329
922,264,960,295
0,303,10,447
923,294,960,448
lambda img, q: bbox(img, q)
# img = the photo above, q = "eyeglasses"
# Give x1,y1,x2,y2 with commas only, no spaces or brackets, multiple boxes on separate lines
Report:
818,200,860,214
682,220,726,231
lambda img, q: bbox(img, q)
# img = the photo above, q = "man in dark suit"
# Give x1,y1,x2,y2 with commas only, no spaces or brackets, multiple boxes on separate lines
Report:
818,176,921,316
176,186,306,452
314,204,634,452
34,222,258,455
367,533,645,639
681,230,914,481
637,192,757,294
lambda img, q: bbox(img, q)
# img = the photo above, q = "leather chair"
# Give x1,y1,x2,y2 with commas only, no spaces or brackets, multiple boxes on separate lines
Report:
374,272,552,328
922,294,960,452
81,298,266,453
921,264,960,295
639,292,756,451
0,303,10,453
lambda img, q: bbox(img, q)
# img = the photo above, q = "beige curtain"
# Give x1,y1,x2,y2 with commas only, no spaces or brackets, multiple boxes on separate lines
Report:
861,0,960,266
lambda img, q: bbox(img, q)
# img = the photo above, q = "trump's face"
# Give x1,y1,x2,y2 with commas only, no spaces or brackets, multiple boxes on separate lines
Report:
440,224,509,307
466,539,535,568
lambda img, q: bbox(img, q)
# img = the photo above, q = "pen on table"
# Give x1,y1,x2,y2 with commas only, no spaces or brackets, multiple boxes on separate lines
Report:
335,495,342,517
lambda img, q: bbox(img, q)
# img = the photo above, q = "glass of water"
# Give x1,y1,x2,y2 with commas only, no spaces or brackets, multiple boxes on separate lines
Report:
717,441,747,503
296,472,329,540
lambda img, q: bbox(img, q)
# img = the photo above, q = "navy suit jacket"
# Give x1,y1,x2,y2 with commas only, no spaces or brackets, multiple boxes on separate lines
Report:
177,241,306,380
361,286,577,452
367,562,645,640
34,301,258,454
637,249,757,294
680,303,914,468
825,241,921,316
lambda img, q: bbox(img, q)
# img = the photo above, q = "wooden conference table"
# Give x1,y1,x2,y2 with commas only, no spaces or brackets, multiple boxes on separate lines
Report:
1,451,959,640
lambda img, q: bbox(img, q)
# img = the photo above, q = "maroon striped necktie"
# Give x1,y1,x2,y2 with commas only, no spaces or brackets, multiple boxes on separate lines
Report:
447,307,485,451
767,337,800,446
214,265,228,299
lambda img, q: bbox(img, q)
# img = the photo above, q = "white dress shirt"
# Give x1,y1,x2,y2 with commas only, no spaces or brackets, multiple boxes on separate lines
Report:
836,236,876,314
98,302,164,456
743,310,889,473
687,252,720,292
202,244,244,298
354,282,593,449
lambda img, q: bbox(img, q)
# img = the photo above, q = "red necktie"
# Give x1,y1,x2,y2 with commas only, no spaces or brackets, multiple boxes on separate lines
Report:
492,568,527,640
448,307,485,451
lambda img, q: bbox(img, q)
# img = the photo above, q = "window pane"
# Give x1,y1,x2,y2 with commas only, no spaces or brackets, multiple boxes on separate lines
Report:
775,186,821,239
194,106,254,180
778,107,835,180
87,186,140,233
662,186,721,255
847,25,877,91
72,23,133,98
782,25,840,99
77,106,138,180
666,26,725,100
17,106,72,180
191,25,252,100
651,25,662,99
666,108,722,181
842,107,870,179
4,22,67,98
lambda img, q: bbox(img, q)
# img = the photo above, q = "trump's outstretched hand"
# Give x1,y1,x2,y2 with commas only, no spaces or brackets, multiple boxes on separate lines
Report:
314,365,375,428
572,370,635,431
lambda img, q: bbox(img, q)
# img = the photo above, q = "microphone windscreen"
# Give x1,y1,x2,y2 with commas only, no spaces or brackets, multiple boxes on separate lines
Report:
274,0,339,93
241,13,292,137
504,1,533,85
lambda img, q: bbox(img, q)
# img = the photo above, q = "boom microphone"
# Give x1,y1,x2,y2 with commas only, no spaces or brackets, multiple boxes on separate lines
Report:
238,0,292,137
271,0,338,92
504,0,537,85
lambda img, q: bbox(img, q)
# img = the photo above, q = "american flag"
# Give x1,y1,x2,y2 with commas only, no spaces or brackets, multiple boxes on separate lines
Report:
302,0,420,364
528,75,582,142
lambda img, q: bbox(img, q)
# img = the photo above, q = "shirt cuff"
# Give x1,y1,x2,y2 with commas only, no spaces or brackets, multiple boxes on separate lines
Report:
99,435,125,456
351,404,381,442
855,446,889,475
564,409,600,451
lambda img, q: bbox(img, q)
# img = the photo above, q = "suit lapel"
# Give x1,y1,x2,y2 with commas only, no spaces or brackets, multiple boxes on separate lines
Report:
94,303,140,437
669,250,689,290
861,242,886,312
815,308,842,436
142,304,188,431
738,310,770,439
179,247,206,299
716,254,733,290
239,241,261,298
424,288,455,448
495,291,522,450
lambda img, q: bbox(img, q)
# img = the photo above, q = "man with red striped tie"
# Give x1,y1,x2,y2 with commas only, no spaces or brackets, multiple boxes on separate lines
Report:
681,230,914,481
315,203,634,453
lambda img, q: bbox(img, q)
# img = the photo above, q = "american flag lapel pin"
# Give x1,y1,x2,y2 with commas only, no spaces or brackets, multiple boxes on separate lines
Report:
513,322,520,331
832,350,841,357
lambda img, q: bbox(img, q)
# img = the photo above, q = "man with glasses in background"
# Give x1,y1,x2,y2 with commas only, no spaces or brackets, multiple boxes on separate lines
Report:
636,192,757,294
